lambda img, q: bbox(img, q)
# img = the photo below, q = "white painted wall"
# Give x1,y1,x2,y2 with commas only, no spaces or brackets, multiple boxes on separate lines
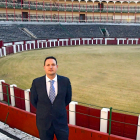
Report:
69,101,78,125
0,80,5,101
100,108,110,133
136,115,140,140
24,89,30,112
10,84,17,107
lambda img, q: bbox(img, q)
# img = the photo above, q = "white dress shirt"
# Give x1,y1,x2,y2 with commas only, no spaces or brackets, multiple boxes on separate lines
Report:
46,75,58,97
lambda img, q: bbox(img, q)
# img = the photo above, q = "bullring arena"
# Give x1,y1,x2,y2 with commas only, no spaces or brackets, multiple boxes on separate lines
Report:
0,0,140,140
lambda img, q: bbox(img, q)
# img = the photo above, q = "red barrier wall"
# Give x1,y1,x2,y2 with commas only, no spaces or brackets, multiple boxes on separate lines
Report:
29,91,36,114
102,39,105,44
39,42,42,48
76,104,138,139
107,40,117,45
89,107,100,131
23,44,26,50
66,105,69,124
76,105,100,131
6,46,14,55
42,42,45,48
31,43,34,49
14,87,25,110
2,82,11,104
76,105,90,128
107,112,138,139
35,40,38,49
110,134,134,140
0,102,8,122
0,102,134,140
138,38,140,44
20,45,22,51
47,41,50,47
56,41,58,46
16,45,18,52
0,40,3,48
1,81,138,139
69,125,109,140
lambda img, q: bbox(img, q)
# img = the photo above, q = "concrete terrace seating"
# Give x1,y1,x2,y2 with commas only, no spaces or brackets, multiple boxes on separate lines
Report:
1,24,140,43
61,25,103,38
0,24,32,42
23,24,140,39
20,24,103,39
21,24,69,39
98,25,140,38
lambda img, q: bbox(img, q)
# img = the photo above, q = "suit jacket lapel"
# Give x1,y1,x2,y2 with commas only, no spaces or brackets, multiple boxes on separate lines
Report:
57,75,60,97
42,75,47,94
42,75,52,103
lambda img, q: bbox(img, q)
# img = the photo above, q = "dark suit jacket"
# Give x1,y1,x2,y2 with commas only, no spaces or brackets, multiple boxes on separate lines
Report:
30,75,72,131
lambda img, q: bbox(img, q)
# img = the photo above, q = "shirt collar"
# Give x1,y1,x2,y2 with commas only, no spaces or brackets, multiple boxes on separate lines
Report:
46,74,57,82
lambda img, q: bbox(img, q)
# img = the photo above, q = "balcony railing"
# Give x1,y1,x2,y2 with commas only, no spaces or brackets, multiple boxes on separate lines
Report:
0,1,140,13
0,13,140,23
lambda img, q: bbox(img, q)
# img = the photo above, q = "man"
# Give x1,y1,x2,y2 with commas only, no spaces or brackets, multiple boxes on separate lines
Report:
30,56,72,140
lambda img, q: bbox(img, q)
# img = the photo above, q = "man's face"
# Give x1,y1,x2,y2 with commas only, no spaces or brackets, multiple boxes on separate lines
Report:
44,59,58,76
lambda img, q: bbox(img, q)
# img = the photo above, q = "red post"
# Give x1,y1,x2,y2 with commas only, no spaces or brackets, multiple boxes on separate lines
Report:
36,0,38,22
65,0,66,22
86,2,87,23
128,2,129,23
50,0,52,22
0,40,4,48
6,0,8,21
121,2,122,23
100,2,101,23
107,2,108,23
93,2,94,22
43,0,45,22
28,0,30,21
72,1,73,22
79,1,80,23
58,1,59,22
13,0,15,21
135,3,137,23
21,0,23,21
114,2,115,23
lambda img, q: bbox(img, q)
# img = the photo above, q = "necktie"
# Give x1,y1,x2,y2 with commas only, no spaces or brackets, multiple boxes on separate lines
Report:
49,80,55,104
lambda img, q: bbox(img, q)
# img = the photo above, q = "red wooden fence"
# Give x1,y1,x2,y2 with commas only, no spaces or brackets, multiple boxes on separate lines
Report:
0,102,134,140
1,82,139,139
1,37,140,58
107,111,138,139
14,87,25,110
2,82,11,104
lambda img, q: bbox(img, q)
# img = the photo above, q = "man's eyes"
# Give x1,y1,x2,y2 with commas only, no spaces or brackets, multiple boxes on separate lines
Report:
46,64,55,66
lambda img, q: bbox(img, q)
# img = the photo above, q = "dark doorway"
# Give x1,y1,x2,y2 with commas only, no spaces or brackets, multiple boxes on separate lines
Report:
80,14,85,22
17,0,23,4
98,3,104,11
22,12,28,21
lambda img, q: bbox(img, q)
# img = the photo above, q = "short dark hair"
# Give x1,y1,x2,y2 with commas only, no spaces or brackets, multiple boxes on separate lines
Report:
44,56,57,66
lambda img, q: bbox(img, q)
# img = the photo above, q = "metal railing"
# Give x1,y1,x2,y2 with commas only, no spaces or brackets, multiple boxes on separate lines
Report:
0,83,140,137
1,1,140,13
0,13,139,23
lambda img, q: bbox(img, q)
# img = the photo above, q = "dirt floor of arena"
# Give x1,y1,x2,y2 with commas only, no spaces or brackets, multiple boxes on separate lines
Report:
0,45,140,115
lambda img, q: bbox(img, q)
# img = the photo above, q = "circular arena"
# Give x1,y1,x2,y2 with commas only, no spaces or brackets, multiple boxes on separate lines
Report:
0,0,140,140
